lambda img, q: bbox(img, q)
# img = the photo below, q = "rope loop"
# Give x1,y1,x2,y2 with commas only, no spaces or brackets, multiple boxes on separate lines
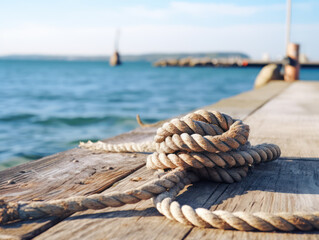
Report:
154,110,249,154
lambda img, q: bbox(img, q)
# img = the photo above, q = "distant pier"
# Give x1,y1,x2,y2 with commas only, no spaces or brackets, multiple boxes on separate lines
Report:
153,58,319,68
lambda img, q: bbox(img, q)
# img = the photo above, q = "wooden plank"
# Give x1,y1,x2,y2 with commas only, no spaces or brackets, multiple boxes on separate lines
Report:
34,166,228,240
185,229,319,240
0,81,289,239
33,167,190,240
245,81,319,158
0,126,158,201
202,81,289,119
34,159,319,240
203,159,318,213
0,151,146,201
0,151,146,239
0,127,156,239
185,159,319,239
183,81,319,239
0,133,151,239
184,81,319,239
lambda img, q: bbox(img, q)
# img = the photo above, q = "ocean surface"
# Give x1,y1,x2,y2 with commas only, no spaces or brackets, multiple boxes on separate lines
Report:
0,60,318,170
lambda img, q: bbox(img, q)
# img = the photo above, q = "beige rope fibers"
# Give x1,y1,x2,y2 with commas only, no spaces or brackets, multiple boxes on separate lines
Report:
1,110,318,231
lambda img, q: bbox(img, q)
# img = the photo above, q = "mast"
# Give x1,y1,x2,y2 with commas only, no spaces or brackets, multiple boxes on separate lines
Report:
285,0,291,54
284,0,300,81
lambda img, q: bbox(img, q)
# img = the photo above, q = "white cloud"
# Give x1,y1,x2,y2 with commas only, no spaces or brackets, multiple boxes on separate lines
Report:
120,5,168,19
170,2,260,16
118,2,285,20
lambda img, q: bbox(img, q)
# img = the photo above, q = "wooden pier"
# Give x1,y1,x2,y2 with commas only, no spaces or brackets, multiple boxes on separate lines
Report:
153,58,319,68
0,81,318,239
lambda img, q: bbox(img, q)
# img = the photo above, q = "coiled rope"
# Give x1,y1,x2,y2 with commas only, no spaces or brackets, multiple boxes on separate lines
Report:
1,110,318,232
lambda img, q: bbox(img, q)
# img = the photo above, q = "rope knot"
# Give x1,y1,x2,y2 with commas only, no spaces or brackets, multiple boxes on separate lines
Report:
146,110,279,183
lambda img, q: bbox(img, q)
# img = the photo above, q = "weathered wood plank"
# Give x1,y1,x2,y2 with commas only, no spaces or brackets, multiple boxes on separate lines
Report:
34,159,319,240
0,81,290,239
0,151,146,240
205,159,318,212
185,229,319,240
246,81,319,158
0,151,146,201
183,81,319,239
33,167,191,240
202,81,289,119
0,126,158,200
0,124,161,239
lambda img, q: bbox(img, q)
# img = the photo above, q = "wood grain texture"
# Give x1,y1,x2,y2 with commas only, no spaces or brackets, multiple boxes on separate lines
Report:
186,229,319,240
0,130,152,240
0,151,146,239
246,81,319,158
202,81,289,120
34,159,319,240
34,167,193,240
34,167,230,240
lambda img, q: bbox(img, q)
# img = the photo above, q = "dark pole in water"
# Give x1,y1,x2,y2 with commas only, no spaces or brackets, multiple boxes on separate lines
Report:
110,29,121,66
284,43,300,81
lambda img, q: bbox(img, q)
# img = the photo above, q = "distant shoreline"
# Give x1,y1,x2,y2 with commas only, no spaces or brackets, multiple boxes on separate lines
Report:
0,52,250,62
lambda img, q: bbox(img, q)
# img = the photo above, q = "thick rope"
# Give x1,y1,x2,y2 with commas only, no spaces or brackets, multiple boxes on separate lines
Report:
147,143,280,170
0,169,191,224
1,110,318,232
153,181,319,231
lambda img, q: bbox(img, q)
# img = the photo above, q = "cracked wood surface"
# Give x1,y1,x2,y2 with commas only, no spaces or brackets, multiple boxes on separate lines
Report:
3,81,319,239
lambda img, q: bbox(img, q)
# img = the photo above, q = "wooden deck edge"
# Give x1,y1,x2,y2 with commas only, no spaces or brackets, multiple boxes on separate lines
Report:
202,81,290,120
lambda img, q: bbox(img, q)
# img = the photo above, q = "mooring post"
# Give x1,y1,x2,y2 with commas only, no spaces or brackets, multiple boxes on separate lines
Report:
284,43,300,82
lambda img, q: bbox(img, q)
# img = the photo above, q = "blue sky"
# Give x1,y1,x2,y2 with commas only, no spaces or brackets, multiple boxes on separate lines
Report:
1,0,318,59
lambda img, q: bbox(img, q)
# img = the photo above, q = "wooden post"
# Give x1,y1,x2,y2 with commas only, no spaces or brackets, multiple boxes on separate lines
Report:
284,43,300,82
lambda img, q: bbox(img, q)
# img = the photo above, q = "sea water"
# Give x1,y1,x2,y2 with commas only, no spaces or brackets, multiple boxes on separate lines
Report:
0,60,318,169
